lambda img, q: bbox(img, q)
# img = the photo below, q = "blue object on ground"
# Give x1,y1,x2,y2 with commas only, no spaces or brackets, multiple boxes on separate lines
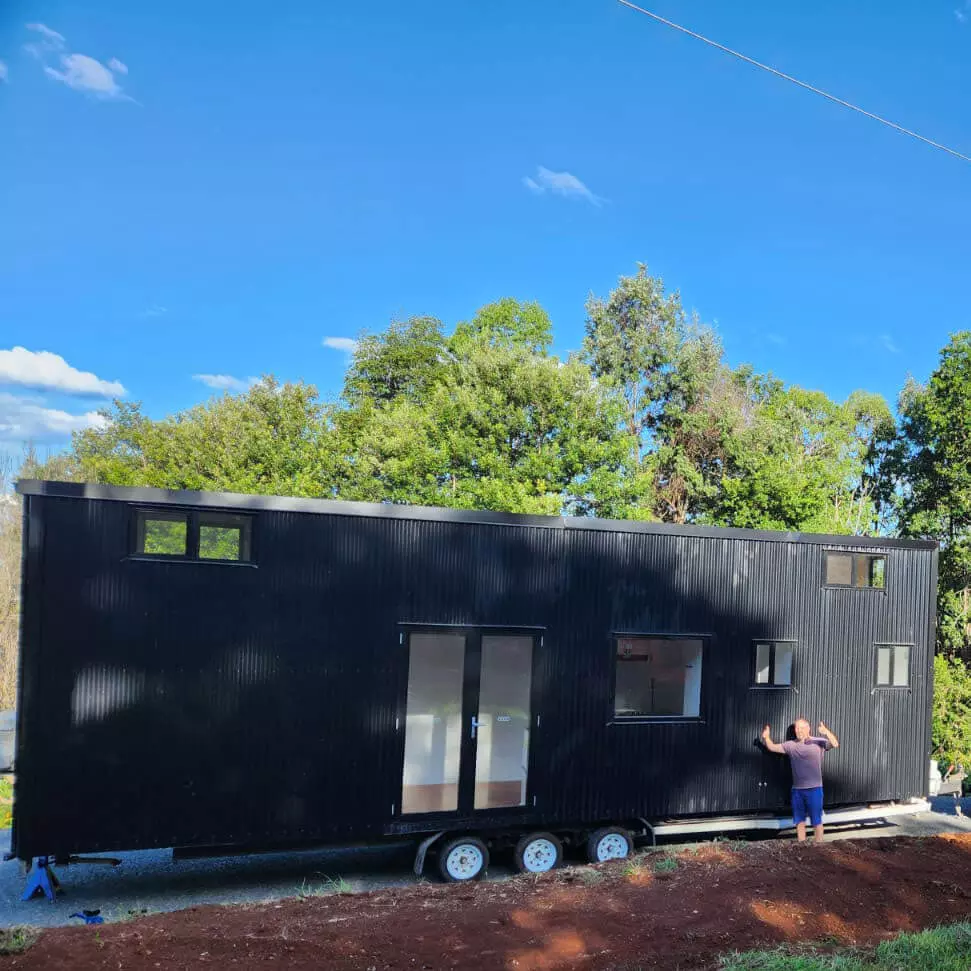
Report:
21,857,60,903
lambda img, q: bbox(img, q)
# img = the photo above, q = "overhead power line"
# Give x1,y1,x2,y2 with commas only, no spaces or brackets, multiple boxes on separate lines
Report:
617,0,971,164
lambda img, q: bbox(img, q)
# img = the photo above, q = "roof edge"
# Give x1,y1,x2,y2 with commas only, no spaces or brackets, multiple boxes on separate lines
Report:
14,479,939,550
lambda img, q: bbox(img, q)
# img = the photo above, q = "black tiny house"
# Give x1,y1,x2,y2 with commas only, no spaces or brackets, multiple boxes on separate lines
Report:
12,480,938,880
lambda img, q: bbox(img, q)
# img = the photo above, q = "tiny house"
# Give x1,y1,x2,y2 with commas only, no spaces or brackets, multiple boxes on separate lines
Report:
11,480,937,886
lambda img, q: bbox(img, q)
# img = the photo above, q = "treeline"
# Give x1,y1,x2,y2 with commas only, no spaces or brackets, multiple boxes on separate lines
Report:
12,265,971,766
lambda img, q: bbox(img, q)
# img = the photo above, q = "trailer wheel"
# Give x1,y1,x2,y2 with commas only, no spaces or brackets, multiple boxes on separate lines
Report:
513,832,563,874
438,836,489,882
586,826,632,863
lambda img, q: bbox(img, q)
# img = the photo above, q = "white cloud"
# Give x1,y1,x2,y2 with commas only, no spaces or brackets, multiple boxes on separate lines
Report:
522,166,602,205
0,62,8,83
0,347,126,396
880,334,900,354
957,2,971,22
138,305,168,318
25,23,133,101
765,333,786,346
25,23,65,49
0,392,105,441
193,374,260,392
45,53,130,100
322,337,359,353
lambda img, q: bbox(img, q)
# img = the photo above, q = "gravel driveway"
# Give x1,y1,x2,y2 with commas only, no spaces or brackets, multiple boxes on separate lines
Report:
0,797,968,929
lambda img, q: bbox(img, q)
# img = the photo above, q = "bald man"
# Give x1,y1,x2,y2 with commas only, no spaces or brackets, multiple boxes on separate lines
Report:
762,718,840,842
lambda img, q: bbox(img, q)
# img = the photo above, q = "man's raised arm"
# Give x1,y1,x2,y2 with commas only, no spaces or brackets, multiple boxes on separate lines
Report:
761,724,786,754
817,720,840,749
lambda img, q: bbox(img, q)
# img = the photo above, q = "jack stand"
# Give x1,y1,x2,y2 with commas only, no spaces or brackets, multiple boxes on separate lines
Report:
22,857,61,903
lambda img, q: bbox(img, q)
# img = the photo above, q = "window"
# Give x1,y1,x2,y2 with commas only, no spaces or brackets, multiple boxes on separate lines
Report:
876,644,910,688
135,511,188,557
199,513,251,562
613,637,703,719
133,508,253,562
824,552,886,589
753,641,794,687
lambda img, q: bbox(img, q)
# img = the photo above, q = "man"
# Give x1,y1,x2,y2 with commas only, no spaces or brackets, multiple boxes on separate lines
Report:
762,718,840,842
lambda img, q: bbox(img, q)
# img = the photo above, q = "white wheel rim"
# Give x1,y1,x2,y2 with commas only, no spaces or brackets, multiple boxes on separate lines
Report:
445,844,484,880
521,838,558,873
596,833,629,861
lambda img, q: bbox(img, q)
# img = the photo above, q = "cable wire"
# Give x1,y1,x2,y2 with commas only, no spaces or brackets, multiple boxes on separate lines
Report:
617,0,971,164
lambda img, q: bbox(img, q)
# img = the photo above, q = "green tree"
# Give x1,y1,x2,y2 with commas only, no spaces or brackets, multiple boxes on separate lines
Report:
343,316,448,407
711,385,894,534
895,333,971,656
337,302,632,516
583,264,735,521
932,654,971,771
51,378,339,498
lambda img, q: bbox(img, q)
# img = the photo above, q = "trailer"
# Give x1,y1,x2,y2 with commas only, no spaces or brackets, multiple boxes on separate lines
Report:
11,480,938,894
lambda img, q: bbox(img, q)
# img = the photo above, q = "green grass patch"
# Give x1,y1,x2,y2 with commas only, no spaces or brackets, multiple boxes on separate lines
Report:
0,775,12,829
719,922,971,971
652,854,678,874
0,926,39,956
296,874,351,899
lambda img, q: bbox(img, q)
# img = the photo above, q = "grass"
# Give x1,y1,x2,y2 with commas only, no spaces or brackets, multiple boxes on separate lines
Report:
296,874,352,899
0,775,11,830
652,854,678,874
0,926,39,956
719,922,971,971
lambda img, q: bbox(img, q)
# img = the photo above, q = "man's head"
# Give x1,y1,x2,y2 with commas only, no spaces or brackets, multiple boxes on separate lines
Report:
794,718,812,741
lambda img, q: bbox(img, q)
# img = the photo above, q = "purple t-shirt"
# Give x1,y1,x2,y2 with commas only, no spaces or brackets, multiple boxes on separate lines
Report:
782,737,831,789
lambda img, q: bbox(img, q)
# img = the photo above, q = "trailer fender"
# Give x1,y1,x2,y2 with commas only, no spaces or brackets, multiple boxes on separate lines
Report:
413,831,446,877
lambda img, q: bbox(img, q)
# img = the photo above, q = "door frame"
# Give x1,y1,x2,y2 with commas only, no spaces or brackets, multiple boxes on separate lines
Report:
395,624,544,822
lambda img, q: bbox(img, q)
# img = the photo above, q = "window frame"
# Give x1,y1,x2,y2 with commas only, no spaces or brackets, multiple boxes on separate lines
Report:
823,551,887,590
198,512,253,563
874,642,913,691
133,509,191,560
129,506,256,565
751,639,796,689
608,632,708,725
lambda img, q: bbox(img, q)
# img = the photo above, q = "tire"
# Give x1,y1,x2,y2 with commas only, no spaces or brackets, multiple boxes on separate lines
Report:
586,826,632,863
513,832,563,874
437,836,489,882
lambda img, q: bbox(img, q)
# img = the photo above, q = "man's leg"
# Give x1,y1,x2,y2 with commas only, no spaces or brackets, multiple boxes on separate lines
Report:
792,789,808,842
809,788,824,843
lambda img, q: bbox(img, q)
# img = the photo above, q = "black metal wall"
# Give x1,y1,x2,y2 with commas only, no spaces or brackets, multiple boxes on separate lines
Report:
12,482,937,860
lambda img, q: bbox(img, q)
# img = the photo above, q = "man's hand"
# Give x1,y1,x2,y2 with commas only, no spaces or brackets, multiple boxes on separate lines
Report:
817,720,840,749
761,725,785,754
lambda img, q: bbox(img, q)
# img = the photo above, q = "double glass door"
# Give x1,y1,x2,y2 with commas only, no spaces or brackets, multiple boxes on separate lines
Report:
400,629,536,816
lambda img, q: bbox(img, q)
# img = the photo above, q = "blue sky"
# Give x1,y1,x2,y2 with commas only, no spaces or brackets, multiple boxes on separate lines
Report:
1,0,970,460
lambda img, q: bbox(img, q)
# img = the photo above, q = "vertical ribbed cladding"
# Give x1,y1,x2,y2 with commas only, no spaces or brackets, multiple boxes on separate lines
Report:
13,486,938,861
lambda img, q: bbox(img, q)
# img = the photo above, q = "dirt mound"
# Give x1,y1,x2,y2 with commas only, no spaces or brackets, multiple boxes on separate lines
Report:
5,834,971,970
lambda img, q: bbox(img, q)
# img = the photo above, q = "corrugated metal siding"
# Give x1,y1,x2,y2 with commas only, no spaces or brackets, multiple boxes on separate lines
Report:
12,493,936,859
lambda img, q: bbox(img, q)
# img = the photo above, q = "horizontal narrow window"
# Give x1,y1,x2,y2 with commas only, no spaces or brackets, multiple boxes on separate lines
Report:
135,510,188,557
199,513,252,562
753,641,794,687
825,552,886,589
614,637,702,719
876,644,910,688
133,508,253,563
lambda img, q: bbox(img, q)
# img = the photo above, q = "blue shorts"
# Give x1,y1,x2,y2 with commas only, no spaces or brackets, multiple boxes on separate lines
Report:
791,786,824,827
